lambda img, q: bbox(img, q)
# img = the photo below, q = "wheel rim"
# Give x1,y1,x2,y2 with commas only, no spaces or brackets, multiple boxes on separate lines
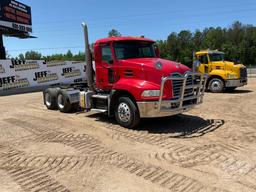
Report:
45,93,51,107
57,94,65,109
211,80,222,92
118,102,131,123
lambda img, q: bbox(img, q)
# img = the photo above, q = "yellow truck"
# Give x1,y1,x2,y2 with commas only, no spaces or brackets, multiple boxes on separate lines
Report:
194,50,247,93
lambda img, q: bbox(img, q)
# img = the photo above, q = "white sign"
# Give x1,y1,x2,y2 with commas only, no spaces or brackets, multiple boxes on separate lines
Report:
0,60,86,94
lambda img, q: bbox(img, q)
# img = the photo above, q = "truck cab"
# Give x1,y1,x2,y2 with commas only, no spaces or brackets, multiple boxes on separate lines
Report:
43,24,207,128
195,50,247,92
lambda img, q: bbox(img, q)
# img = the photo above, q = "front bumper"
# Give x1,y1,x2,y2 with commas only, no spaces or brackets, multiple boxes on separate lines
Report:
137,72,207,118
226,79,247,87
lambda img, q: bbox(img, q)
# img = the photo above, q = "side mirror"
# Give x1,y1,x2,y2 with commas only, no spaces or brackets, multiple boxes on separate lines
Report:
155,45,160,58
193,60,201,72
193,60,201,67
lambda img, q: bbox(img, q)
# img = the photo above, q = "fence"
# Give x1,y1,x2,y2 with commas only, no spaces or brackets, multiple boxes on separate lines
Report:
0,60,86,96
247,65,256,77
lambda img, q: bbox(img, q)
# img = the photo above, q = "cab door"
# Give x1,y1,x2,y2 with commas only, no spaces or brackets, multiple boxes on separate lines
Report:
96,43,116,90
198,54,209,74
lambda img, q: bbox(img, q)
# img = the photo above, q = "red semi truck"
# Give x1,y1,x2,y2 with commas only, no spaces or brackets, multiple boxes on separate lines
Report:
43,24,207,128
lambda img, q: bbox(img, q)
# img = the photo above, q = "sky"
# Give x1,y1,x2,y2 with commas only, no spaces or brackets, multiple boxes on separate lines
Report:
3,0,256,57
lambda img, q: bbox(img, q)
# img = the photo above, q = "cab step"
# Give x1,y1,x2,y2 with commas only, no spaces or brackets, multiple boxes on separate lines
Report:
92,95,109,100
91,109,107,113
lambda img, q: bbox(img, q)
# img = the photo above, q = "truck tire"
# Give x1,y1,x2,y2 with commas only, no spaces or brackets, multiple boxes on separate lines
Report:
208,78,224,93
57,90,72,113
115,97,140,128
43,88,58,110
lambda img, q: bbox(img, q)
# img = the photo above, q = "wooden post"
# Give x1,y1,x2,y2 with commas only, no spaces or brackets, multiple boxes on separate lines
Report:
0,34,6,59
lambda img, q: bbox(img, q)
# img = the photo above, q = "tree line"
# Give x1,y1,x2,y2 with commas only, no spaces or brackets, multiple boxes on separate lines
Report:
157,21,256,67
13,21,256,66
15,50,85,62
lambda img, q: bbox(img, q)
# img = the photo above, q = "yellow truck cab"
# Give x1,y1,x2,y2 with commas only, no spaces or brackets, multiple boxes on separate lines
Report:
194,50,247,93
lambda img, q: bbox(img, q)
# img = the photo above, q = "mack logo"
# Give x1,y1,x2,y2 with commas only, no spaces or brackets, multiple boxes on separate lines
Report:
10,60,40,71
33,71,58,83
62,67,81,78
176,63,181,69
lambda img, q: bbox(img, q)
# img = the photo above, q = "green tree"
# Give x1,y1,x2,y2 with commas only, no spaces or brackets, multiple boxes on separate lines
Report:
15,21,256,66
25,51,42,60
73,51,85,61
18,53,25,60
108,29,121,37
65,50,73,60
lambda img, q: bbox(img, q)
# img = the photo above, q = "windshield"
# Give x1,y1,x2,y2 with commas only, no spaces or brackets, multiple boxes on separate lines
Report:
114,41,156,60
209,53,225,62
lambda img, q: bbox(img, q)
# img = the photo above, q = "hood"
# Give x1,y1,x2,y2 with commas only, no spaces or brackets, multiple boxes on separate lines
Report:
119,58,190,76
212,61,245,69
212,61,234,65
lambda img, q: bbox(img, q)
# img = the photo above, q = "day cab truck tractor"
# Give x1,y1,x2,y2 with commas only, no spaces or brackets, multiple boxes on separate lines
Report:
194,50,247,93
43,23,207,128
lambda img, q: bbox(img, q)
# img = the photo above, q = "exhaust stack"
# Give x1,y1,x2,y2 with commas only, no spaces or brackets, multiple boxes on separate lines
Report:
82,23,95,92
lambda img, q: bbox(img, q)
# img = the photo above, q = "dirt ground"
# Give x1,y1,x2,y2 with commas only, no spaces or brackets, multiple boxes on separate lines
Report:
0,78,255,192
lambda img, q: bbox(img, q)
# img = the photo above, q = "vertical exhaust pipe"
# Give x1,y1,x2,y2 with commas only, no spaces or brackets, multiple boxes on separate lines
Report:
82,23,95,92
192,52,196,73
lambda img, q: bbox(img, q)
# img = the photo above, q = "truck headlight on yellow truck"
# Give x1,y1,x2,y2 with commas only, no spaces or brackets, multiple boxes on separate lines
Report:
227,73,238,79
142,90,160,97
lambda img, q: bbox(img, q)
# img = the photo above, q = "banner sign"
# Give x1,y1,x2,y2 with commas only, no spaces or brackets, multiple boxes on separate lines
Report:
0,0,32,33
0,60,86,94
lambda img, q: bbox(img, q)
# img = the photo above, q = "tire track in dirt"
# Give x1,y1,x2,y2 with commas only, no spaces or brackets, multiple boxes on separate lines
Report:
34,132,231,192
0,122,32,142
0,144,105,174
1,116,251,191
0,131,230,192
0,166,70,192
3,118,57,136
99,120,256,190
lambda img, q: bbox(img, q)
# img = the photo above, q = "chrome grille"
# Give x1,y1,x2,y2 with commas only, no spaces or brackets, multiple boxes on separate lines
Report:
240,68,247,79
171,74,193,99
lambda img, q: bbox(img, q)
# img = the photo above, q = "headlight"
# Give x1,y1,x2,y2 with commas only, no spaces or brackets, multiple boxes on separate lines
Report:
142,90,160,97
227,74,237,79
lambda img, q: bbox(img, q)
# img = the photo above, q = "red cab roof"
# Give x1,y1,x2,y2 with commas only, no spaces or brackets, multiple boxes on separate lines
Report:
95,36,155,44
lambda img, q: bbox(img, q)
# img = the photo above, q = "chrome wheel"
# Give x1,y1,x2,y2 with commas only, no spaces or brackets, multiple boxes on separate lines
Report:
118,102,131,123
209,79,224,93
57,94,65,109
45,92,51,107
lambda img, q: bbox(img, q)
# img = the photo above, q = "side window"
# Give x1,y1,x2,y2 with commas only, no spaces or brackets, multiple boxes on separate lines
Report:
199,55,208,64
101,45,113,64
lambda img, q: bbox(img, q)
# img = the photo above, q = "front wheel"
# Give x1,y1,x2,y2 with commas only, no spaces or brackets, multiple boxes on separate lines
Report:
115,97,140,128
208,78,224,93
